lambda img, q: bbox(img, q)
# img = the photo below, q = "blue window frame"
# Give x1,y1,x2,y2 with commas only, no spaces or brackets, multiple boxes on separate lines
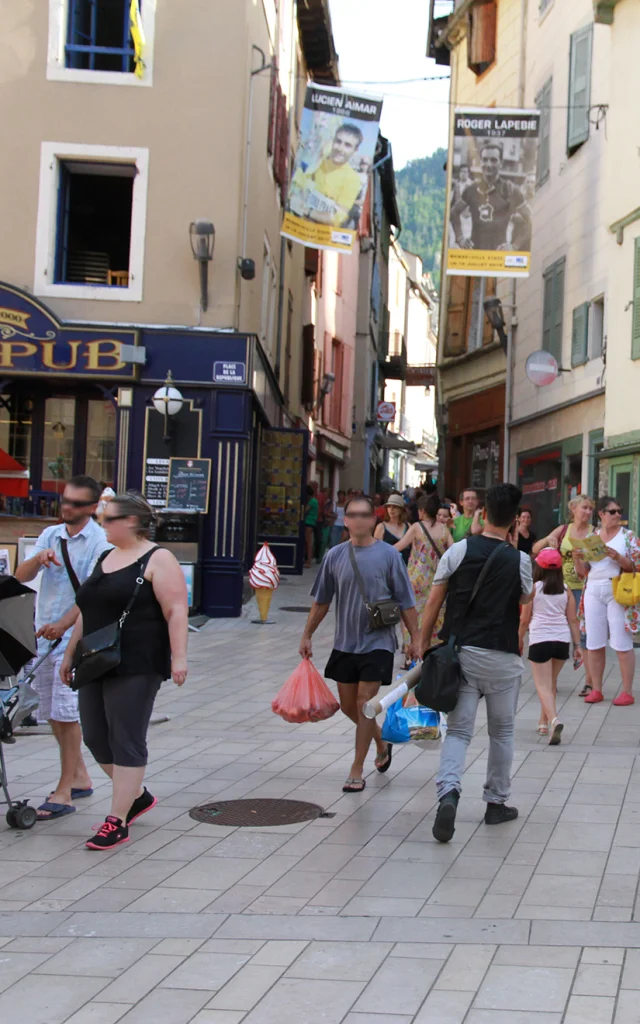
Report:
65,0,139,73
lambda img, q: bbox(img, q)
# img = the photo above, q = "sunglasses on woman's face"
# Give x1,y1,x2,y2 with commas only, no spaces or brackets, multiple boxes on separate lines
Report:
102,514,129,523
603,507,622,515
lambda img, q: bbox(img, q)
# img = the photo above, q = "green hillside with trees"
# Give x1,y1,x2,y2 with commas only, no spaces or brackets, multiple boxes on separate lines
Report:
395,148,447,287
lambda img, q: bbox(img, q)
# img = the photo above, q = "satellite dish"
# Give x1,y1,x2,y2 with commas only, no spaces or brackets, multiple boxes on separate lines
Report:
525,350,559,387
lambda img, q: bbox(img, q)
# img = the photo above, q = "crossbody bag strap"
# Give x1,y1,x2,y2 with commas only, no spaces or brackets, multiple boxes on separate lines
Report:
419,521,443,560
347,542,369,606
59,538,80,594
119,545,160,627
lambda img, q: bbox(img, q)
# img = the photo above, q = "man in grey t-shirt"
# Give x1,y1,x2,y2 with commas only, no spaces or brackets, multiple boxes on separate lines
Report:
300,496,419,794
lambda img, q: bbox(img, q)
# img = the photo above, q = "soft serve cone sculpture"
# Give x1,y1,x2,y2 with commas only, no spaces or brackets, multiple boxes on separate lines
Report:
249,544,280,622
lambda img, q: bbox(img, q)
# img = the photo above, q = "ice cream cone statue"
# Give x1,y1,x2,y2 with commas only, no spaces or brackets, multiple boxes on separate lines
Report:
249,544,280,622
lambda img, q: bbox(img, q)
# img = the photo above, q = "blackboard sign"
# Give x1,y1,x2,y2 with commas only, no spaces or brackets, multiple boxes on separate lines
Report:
166,458,212,513
144,457,170,508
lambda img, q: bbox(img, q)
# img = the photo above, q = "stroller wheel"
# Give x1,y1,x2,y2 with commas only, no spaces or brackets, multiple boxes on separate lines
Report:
6,802,37,830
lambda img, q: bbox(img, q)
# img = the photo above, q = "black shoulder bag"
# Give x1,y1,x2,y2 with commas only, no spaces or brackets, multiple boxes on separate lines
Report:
348,543,402,631
59,538,80,593
414,542,510,713
71,547,159,690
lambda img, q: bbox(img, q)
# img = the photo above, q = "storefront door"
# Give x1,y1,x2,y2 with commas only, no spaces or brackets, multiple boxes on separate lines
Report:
256,427,308,573
610,460,633,529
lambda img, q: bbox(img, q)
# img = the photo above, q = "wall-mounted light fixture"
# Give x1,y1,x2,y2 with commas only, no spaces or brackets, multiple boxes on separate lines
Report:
189,220,215,312
152,371,184,442
483,296,508,353
315,371,336,414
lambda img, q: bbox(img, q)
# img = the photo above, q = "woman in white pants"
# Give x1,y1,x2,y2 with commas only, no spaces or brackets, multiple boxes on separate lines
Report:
580,497,640,705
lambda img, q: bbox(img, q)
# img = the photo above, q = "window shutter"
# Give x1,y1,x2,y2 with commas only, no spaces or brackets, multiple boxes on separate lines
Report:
267,62,277,156
536,78,552,185
567,25,593,152
467,0,497,76
551,259,565,363
482,278,497,346
300,323,315,407
445,276,470,356
340,345,352,435
542,269,554,353
571,302,589,366
632,237,640,359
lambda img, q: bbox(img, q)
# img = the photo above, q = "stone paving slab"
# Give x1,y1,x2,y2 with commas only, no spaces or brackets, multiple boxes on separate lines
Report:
2,570,640,1021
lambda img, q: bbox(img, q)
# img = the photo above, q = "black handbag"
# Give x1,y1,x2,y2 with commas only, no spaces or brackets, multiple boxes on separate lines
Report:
414,542,510,713
348,543,402,630
71,548,158,690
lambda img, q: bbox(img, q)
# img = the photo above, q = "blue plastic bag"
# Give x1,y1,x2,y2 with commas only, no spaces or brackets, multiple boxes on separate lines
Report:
381,698,441,744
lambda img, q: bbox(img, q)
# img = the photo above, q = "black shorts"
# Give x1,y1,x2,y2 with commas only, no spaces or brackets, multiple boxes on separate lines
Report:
528,641,570,664
325,648,395,685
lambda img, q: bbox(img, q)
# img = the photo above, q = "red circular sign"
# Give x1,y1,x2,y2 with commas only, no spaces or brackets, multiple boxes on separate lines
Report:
525,350,558,387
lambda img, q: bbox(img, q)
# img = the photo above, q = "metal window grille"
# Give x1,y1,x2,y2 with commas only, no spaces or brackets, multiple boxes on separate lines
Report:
66,0,137,73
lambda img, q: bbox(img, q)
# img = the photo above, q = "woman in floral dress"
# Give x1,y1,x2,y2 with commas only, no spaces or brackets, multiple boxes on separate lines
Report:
395,493,452,661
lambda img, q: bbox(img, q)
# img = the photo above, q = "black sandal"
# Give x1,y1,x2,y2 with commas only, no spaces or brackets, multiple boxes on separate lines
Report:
579,683,592,698
375,743,393,774
342,778,366,793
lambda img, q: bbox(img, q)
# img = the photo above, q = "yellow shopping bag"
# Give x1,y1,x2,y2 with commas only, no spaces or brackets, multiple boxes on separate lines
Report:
612,573,636,607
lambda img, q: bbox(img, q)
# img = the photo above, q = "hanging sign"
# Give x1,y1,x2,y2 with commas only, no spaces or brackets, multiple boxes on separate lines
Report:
447,108,541,278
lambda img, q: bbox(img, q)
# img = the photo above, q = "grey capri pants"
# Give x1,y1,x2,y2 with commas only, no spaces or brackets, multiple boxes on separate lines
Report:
78,674,162,768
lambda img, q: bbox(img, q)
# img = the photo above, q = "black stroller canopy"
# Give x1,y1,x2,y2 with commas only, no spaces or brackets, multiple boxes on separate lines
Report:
0,576,37,677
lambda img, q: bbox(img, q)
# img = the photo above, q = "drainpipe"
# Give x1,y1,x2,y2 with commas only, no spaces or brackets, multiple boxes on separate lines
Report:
237,45,270,329
504,0,528,481
275,5,298,385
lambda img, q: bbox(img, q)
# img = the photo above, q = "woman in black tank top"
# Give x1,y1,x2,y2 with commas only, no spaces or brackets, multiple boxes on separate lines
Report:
61,493,189,852
374,494,410,565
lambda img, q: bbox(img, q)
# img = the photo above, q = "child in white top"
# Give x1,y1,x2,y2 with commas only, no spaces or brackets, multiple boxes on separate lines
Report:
519,547,582,745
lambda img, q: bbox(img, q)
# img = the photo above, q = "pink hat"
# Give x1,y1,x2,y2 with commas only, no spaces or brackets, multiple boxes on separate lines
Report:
535,547,563,569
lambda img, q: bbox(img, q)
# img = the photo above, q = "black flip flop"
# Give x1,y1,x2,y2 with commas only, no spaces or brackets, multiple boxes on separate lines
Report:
342,778,366,793
579,683,592,698
375,743,393,774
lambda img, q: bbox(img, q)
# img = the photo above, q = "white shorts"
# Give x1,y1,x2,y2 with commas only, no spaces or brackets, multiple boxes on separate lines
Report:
34,654,79,722
584,580,634,653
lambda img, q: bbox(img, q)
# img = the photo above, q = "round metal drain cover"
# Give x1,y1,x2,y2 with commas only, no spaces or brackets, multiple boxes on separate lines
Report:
280,606,313,613
189,798,328,827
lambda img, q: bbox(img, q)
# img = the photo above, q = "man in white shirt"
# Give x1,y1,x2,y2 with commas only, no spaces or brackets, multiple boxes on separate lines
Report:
16,476,110,820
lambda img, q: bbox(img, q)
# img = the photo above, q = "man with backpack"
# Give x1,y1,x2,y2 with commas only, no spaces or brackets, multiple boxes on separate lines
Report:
418,483,533,843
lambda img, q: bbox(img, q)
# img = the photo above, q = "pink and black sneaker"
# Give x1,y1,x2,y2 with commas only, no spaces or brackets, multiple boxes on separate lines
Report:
127,787,157,825
86,815,129,850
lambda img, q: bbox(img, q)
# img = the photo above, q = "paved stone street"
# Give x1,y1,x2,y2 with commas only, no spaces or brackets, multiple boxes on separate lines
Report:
2,569,640,1023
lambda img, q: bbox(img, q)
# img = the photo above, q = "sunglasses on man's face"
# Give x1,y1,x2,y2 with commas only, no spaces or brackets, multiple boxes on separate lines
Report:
61,497,94,509
345,511,374,519
603,507,623,515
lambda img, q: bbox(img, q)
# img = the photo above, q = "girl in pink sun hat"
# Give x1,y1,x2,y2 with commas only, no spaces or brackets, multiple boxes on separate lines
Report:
519,547,582,745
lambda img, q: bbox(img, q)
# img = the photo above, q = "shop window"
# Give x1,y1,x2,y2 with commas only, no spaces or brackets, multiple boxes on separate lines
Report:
42,397,76,493
47,0,155,85
35,143,149,302
467,0,497,76
54,161,134,287
85,399,116,486
0,393,32,494
66,0,137,73
542,257,565,363
535,79,552,186
590,295,604,360
567,24,593,154
571,302,589,367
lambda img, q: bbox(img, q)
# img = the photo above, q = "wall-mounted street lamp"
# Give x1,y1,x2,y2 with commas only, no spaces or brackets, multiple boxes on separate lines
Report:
189,220,215,312
152,370,184,442
483,296,508,353
315,371,336,414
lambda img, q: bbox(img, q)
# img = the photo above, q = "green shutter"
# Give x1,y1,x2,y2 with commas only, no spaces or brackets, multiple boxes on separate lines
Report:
542,269,554,352
550,259,565,363
567,25,593,151
571,302,589,366
536,79,552,185
632,237,640,359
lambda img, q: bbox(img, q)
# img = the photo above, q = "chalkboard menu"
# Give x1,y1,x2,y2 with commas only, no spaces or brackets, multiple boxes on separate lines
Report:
144,458,170,508
166,458,212,513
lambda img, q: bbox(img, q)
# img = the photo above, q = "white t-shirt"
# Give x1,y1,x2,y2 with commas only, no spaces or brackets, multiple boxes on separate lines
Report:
529,581,571,644
589,528,626,582
334,504,345,528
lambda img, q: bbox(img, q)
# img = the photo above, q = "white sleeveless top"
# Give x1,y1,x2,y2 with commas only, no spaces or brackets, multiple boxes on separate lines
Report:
529,581,571,644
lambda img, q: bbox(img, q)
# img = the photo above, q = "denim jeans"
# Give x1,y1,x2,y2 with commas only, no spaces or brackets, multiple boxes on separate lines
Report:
436,648,522,805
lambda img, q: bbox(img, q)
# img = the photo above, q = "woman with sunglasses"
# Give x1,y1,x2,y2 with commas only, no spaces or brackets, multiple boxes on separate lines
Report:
60,492,189,850
577,496,640,705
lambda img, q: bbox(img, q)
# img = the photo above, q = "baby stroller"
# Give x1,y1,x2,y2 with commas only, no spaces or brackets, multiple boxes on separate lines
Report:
0,575,56,830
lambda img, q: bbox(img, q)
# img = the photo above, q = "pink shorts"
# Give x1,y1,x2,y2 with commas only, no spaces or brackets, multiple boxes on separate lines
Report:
34,654,79,723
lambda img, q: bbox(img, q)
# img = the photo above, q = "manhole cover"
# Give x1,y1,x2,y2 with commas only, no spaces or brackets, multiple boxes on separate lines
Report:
280,606,313,613
189,798,331,827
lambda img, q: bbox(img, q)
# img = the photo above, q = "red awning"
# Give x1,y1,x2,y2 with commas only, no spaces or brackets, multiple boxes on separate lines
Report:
0,448,29,497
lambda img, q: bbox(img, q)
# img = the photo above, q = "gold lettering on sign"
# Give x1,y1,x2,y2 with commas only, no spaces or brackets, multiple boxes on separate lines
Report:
0,308,30,332
40,340,82,370
83,340,126,371
0,341,38,368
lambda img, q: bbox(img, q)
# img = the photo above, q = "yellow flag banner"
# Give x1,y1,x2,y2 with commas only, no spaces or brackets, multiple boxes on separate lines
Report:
130,0,145,79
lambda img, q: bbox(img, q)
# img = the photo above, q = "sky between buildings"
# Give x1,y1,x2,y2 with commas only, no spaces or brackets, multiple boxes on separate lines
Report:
329,0,452,169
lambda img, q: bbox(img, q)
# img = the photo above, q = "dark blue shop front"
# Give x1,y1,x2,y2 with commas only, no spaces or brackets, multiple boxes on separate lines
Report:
0,283,308,617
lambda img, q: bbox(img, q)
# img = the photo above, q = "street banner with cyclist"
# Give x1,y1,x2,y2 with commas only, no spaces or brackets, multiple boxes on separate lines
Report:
447,107,541,277
282,84,383,254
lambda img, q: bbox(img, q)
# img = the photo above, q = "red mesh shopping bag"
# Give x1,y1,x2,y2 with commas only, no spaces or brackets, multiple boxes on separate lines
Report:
272,659,340,724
